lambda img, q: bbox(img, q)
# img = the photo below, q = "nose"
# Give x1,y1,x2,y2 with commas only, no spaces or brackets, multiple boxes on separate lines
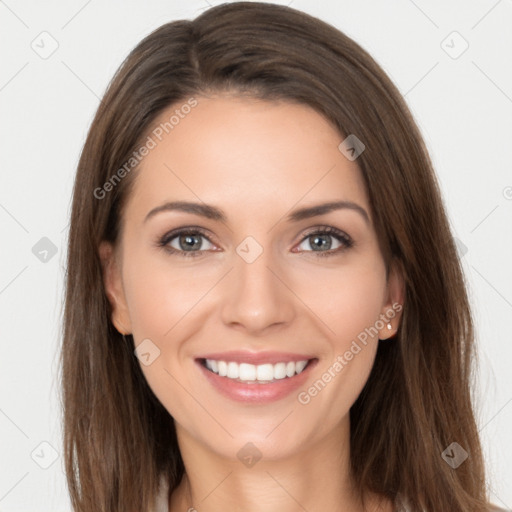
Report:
220,245,295,335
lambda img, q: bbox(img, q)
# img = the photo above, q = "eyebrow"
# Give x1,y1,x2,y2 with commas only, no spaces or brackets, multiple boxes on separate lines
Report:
144,200,370,225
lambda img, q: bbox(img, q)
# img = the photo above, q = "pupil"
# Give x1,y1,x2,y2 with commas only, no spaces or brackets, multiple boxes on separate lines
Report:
311,234,331,251
181,234,201,250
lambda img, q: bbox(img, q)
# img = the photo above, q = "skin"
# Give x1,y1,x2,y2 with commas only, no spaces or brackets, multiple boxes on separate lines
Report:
99,95,404,512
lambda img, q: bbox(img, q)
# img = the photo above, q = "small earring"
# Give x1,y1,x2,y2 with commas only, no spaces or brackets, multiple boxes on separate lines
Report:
386,323,392,330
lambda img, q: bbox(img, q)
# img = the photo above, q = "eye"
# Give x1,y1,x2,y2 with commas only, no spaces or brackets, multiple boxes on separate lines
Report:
295,226,353,257
157,228,215,258
156,225,353,258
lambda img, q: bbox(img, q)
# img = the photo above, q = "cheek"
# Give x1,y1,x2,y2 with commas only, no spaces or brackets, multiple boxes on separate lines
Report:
297,292,382,425
120,253,214,416
292,263,385,407
122,250,213,339
290,259,387,344
122,264,197,419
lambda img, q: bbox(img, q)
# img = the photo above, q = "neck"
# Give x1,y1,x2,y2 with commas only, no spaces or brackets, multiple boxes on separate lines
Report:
169,418,384,512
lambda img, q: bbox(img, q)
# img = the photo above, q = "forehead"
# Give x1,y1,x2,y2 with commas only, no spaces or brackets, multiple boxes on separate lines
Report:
126,95,369,222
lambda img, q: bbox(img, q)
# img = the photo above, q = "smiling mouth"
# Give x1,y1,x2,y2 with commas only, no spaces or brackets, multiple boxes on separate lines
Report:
198,358,317,384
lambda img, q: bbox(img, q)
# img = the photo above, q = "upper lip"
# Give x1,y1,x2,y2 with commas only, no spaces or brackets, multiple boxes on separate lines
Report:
196,351,316,365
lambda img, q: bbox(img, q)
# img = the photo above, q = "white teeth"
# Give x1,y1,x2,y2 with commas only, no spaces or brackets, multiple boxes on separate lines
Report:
218,360,228,377
256,363,274,381
295,360,308,373
203,359,310,382
227,362,239,379
239,363,256,381
273,362,287,380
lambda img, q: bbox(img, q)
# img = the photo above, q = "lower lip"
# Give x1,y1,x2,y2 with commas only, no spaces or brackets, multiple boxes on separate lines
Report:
196,359,317,403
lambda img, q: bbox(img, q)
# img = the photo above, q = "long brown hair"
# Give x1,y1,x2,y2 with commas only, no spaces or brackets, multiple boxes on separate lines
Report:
60,2,490,511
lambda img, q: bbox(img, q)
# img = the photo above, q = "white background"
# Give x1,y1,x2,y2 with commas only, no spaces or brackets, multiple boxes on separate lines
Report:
0,0,511,510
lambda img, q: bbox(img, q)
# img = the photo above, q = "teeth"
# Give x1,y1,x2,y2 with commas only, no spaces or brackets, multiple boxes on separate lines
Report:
227,362,239,379
203,359,310,382
239,363,256,381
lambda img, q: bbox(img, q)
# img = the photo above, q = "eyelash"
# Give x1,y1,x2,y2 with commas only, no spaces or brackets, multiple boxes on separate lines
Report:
156,226,354,259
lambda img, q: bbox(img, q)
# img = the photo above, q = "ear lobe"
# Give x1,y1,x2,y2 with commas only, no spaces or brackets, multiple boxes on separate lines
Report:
378,260,405,340
98,241,132,335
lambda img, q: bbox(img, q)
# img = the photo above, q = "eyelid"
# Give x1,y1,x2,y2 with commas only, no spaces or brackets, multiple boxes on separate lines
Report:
159,225,216,245
157,226,218,257
293,226,353,256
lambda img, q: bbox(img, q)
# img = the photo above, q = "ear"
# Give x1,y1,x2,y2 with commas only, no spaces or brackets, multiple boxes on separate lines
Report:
377,259,405,340
98,241,132,335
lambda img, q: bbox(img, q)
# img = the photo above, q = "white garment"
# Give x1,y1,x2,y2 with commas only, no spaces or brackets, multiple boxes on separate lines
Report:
153,474,170,512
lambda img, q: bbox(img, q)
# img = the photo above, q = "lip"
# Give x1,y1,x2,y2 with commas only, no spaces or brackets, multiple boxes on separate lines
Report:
195,353,318,404
196,350,315,365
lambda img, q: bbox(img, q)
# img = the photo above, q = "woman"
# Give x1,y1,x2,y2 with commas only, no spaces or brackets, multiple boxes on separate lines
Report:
60,2,500,511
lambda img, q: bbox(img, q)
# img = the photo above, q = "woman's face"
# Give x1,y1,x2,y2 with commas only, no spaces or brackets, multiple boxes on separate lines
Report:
100,95,403,461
